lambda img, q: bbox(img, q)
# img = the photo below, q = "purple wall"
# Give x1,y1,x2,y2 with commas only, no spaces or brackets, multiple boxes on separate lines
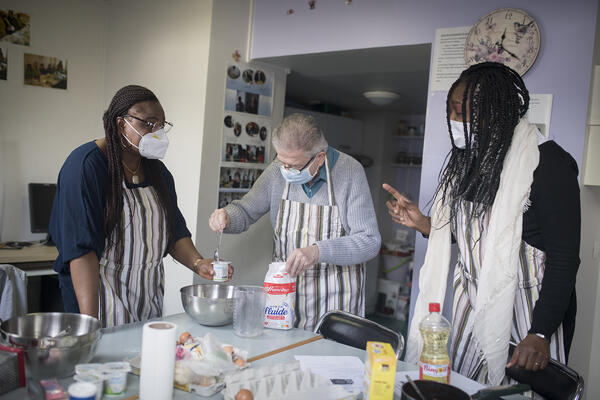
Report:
251,0,599,322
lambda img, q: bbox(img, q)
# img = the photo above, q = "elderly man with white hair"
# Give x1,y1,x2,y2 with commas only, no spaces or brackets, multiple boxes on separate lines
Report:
209,113,381,330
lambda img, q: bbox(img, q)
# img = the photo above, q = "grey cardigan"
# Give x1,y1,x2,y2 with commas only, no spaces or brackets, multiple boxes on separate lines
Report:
224,151,381,266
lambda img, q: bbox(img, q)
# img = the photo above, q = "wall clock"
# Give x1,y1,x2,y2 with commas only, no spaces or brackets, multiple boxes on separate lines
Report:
464,8,541,76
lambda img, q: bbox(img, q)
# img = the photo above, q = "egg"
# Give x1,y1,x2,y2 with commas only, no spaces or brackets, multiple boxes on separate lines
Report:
235,388,253,400
233,356,246,367
179,331,192,345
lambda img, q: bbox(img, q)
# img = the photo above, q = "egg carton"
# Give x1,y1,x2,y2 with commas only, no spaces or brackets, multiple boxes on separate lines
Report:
222,361,358,400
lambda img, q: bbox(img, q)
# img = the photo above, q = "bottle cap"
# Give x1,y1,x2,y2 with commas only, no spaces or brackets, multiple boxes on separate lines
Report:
429,302,440,312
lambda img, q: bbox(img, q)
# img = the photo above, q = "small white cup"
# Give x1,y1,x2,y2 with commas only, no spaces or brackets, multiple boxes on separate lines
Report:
212,260,230,282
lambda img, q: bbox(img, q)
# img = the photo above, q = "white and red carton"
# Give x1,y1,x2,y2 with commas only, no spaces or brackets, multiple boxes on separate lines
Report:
263,262,296,330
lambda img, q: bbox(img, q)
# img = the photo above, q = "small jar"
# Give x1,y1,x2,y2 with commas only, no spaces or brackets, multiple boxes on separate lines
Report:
212,260,230,282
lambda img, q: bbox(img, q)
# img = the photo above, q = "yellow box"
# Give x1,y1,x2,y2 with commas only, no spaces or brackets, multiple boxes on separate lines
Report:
364,341,397,400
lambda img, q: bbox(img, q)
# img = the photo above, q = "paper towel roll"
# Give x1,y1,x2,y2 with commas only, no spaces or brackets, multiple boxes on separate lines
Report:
139,322,177,400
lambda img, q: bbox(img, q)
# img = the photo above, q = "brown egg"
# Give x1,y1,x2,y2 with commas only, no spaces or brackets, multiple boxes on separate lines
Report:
223,345,234,355
235,388,253,400
233,357,246,367
179,332,192,345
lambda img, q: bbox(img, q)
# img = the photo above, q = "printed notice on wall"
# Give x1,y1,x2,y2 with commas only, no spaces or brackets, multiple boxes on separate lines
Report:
430,26,470,92
526,94,553,139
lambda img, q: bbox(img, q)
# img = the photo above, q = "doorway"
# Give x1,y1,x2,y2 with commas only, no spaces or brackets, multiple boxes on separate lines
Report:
256,44,432,341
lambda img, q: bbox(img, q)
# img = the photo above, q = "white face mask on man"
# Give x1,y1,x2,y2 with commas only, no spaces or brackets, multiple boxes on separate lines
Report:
449,120,471,149
123,118,169,159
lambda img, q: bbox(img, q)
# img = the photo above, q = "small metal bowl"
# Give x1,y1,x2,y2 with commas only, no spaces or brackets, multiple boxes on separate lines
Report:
180,284,234,326
0,312,101,379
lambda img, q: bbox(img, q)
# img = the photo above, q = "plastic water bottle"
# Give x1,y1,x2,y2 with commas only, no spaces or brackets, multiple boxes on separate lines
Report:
419,302,451,383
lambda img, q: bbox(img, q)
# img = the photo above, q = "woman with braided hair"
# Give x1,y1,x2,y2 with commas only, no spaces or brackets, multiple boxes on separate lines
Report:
50,85,231,328
384,62,580,385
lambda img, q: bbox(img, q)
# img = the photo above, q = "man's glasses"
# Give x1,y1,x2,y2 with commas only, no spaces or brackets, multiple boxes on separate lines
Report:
273,153,318,174
125,114,173,133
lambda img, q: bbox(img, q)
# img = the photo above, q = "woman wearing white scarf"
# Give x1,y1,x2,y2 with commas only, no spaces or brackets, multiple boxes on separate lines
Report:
384,63,580,385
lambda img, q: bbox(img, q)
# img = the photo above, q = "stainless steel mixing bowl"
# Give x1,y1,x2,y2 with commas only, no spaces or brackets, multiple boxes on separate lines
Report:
181,284,234,326
0,313,101,379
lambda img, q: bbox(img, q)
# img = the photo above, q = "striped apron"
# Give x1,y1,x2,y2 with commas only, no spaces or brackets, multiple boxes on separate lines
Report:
450,201,565,385
98,184,167,328
273,157,366,331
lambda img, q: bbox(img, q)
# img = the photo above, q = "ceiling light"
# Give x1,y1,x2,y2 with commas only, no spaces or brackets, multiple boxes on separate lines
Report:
363,90,399,106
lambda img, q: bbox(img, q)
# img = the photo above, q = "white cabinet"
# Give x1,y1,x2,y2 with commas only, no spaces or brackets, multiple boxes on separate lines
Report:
584,65,600,186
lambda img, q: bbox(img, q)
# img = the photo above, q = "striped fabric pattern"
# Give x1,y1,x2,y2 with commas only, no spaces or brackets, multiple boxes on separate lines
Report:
450,201,565,385
274,158,365,331
98,185,167,328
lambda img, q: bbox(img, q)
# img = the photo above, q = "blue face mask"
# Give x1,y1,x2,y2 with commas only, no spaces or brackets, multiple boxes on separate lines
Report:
279,158,318,185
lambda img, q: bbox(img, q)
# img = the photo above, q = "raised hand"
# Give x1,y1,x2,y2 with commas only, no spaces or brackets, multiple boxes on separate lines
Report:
382,183,431,235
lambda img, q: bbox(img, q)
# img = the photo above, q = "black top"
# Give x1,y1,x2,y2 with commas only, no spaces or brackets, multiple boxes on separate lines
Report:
523,141,580,354
49,141,191,275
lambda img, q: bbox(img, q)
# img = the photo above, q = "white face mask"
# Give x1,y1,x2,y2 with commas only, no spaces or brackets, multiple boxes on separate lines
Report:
123,119,169,159
450,120,470,149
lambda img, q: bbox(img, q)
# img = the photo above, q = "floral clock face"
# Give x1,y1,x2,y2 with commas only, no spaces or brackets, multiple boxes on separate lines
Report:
464,8,541,76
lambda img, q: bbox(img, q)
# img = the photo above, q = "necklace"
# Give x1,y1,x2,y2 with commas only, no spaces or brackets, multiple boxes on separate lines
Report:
122,157,142,184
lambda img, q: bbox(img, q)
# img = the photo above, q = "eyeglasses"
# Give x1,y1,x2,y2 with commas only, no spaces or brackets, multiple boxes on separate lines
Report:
124,114,173,133
273,153,318,174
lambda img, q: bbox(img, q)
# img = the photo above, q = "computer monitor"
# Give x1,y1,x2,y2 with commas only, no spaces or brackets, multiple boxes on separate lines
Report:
28,183,57,234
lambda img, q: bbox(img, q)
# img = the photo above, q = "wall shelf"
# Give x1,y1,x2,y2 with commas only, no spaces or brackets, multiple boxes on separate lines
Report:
218,188,250,193
392,135,424,140
390,163,422,168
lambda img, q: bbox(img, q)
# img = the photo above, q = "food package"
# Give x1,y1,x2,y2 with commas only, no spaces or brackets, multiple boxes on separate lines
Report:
264,262,296,329
363,342,397,400
127,332,248,397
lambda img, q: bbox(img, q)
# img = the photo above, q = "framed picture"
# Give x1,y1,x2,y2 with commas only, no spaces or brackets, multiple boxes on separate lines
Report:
224,63,273,117
0,44,7,80
24,53,68,89
0,10,31,46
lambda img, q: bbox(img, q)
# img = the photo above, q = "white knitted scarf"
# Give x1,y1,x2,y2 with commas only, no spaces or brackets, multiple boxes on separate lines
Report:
405,118,540,385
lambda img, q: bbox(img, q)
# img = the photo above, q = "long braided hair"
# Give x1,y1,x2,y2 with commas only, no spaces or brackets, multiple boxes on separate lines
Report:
102,85,175,254
435,62,529,232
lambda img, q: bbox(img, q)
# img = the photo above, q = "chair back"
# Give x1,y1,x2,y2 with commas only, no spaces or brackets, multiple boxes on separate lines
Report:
0,265,27,322
506,342,584,400
314,310,404,358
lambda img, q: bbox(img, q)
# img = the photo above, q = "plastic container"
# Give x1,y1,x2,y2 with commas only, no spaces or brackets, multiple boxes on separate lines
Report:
233,285,265,337
222,361,354,400
100,362,131,396
73,374,103,400
212,260,230,282
75,364,102,376
68,382,97,400
419,302,451,383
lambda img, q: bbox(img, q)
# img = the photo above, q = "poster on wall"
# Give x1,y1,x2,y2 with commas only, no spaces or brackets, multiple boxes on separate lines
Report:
224,63,273,116
223,143,266,164
430,26,470,92
24,53,68,89
1,10,31,46
0,44,7,80
222,113,271,164
526,94,553,138
217,192,245,208
219,167,263,190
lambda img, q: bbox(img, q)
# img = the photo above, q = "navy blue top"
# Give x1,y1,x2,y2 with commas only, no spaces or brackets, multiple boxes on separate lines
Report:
49,141,191,276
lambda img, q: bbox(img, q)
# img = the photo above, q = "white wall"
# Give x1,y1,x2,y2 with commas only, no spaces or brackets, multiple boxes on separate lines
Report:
0,0,215,316
102,0,213,315
0,0,106,242
569,3,600,397
194,0,288,288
